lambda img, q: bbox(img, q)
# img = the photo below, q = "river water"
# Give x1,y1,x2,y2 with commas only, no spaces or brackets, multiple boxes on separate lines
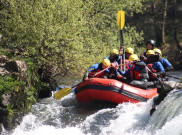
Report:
2,71,182,135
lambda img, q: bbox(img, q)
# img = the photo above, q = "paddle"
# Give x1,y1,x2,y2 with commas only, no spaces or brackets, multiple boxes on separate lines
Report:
165,74,181,80
117,10,125,72
146,66,162,83
54,67,111,100
93,66,111,77
54,83,81,100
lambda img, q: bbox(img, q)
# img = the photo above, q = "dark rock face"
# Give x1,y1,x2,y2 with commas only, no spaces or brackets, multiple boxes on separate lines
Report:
0,55,55,131
38,86,52,98
0,55,8,65
0,56,29,130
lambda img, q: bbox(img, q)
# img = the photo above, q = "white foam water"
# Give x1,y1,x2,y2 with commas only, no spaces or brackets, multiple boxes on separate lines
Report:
9,88,182,135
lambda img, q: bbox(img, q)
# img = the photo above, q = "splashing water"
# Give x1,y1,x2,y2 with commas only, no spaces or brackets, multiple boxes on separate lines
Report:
5,87,182,135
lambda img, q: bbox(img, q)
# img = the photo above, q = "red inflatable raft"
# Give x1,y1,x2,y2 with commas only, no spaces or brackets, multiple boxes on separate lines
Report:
75,78,158,104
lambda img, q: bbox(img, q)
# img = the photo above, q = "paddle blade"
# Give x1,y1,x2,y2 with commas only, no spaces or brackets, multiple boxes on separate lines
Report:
117,10,125,30
54,88,72,100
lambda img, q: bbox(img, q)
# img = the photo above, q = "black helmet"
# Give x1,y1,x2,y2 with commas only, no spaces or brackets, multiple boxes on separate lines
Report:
146,40,156,46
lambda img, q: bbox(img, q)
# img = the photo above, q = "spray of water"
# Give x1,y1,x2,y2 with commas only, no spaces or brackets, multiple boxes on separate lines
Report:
8,88,182,135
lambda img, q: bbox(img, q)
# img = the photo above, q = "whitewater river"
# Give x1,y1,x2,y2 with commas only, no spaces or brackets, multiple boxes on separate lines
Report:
2,71,182,135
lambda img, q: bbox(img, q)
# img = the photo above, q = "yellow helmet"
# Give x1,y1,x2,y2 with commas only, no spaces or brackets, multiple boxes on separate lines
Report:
102,59,111,67
146,50,155,56
126,47,134,54
153,48,162,55
111,49,119,55
129,54,139,62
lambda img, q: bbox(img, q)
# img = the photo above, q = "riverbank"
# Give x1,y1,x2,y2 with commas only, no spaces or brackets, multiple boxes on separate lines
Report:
0,51,54,131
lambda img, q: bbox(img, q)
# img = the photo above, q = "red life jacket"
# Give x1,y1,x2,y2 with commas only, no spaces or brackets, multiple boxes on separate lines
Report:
88,69,105,78
147,64,157,79
120,59,130,70
130,66,141,80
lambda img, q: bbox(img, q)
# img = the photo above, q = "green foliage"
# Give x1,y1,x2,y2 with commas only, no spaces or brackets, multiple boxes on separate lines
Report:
0,75,25,96
0,0,149,76
24,87,36,105
123,26,144,54
7,104,13,116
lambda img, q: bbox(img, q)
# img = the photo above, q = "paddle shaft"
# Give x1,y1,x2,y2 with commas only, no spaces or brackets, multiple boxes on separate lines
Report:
71,82,82,89
165,74,181,80
146,67,161,82
147,66,180,80
120,30,126,72
93,66,111,77
117,10,125,72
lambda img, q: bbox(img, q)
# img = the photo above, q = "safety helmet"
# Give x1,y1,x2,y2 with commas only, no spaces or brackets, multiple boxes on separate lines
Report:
153,48,162,55
102,59,111,67
146,50,155,56
125,47,134,54
111,49,119,55
146,40,156,46
129,54,139,62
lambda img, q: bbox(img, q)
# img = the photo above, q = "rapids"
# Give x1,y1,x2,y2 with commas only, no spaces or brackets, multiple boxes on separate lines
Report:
2,71,182,135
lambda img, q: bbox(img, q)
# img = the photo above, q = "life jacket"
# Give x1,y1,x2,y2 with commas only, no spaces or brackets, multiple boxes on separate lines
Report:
88,68,102,78
119,59,130,71
147,64,157,79
130,66,141,80
88,63,108,78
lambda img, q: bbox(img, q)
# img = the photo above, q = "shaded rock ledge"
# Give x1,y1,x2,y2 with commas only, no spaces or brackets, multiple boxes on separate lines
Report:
0,55,54,132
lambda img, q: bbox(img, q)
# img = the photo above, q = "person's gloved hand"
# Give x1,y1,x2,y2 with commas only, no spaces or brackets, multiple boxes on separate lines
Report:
157,73,163,77
111,62,118,69
117,74,123,79
152,73,157,78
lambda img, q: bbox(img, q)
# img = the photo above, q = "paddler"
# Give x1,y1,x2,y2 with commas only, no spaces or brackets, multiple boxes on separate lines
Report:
105,49,120,63
118,46,134,71
119,54,156,89
140,39,156,61
82,59,111,81
153,48,173,72
145,50,165,81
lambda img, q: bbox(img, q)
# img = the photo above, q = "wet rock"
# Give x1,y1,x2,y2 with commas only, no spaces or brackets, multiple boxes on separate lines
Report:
156,81,182,101
161,81,182,91
151,81,182,115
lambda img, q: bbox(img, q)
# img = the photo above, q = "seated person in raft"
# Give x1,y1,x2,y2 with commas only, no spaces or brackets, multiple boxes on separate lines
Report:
82,59,111,81
118,54,159,89
82,59,123,81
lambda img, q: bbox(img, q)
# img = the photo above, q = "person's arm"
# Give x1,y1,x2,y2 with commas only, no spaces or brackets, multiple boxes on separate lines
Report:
83,64,98,80
156,62,165,76
166,65,173,71
162,58,173,71
134,61,146,69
